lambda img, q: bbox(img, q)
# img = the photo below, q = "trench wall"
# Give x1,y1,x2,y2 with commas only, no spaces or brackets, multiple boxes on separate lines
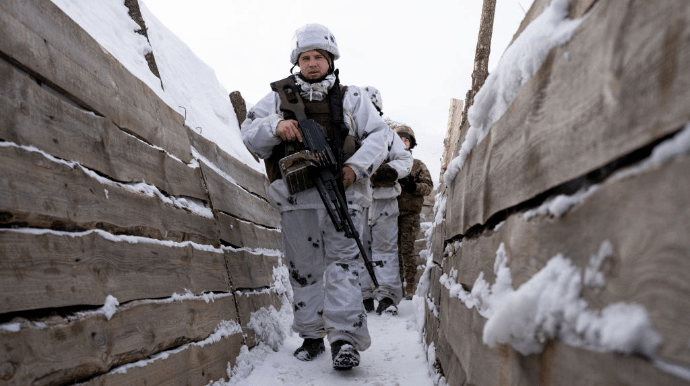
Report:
0,1,284,385
428,0,690,385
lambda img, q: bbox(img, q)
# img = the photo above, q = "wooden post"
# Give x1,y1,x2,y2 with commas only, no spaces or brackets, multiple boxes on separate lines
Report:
230,91,260,162
462,0,496,127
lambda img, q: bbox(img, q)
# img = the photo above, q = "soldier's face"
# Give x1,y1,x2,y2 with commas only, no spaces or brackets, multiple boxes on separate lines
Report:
298,50,329,80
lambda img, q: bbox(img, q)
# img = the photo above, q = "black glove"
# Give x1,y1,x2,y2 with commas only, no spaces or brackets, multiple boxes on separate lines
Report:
399,175,417,193
371,163,398,184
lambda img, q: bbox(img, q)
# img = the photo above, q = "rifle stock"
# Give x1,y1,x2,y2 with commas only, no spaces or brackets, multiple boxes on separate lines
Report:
271,76,380,288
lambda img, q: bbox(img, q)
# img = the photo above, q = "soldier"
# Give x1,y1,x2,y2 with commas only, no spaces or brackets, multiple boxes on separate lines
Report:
241,24,388,370
359,86,413,315
395,126,433,299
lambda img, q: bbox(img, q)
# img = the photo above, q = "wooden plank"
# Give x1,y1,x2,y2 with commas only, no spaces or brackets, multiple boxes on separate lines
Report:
235,291,283,348
217,212,282,251
447,0,690,236
80,328,244,386
0,145,219,246
439,280,507,386
454,152,690,366
0,56,207,201
187,127,268,199
0,230,229,313
201,162,280,228
225,249,281,290
433,321,468,386
0,296,240,386
0,0,192,163
441,278,690,386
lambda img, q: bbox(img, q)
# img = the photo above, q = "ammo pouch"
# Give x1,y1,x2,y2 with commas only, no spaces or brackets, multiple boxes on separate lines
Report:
279,134,360,195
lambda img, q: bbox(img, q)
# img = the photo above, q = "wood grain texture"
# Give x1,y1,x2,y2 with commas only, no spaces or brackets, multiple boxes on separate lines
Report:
187,127,268,199
0,296,239,386
225,249,281,290
452,152,690,367
217,212,282,251
201,161,280,228
79,330,244,386
0,0,192,163
0,230,229,313
446,0,690,236
0,145,219,245
0,56,207,201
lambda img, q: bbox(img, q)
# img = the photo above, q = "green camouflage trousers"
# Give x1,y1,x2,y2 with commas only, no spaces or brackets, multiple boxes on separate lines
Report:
397,212,421,295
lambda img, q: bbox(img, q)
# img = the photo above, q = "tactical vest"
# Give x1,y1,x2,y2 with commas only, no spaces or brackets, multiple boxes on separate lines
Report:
265,85,359,183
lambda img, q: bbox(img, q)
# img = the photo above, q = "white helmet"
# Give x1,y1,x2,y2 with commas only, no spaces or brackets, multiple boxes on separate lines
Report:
290,23,340,65
362,86,383,114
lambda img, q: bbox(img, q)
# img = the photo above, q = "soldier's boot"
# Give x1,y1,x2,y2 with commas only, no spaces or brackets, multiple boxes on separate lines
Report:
331,340,360,370
293,338,325,361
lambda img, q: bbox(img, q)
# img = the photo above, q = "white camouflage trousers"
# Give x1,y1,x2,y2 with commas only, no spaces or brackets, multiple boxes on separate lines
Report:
281,207,371,351
360,197,403,304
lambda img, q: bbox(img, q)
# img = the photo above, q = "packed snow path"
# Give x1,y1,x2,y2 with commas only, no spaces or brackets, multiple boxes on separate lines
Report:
222,299,436,386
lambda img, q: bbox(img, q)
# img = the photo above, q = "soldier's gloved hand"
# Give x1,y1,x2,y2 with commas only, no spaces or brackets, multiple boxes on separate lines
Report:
399,175,417,193
371,164,398,184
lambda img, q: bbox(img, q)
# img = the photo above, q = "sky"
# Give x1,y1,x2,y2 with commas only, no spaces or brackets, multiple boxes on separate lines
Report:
140,0,534,187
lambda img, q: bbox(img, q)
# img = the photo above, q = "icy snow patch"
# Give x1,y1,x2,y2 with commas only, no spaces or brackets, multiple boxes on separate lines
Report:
583,240,614,287
444,0,584,187
0,323,21,333
100,295,120,320
51,0,160,92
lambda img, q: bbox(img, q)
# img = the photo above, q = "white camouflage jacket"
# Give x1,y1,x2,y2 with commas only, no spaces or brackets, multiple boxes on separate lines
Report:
241,82,388,212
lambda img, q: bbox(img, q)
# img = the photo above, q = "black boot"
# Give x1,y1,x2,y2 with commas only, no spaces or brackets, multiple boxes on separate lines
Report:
331,340,360,370
375,297,397,315
363,298,375,313
293,338,325,361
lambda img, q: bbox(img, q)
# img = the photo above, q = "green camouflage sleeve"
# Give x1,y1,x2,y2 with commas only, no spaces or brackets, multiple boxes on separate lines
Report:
414,159,433,196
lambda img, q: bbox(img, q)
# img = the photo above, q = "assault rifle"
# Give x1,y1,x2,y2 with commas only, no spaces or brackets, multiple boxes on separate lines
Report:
271,76,380,288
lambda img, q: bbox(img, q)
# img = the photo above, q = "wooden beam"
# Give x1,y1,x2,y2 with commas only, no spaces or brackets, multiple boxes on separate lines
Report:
0,296,240,386
0,146,219,246
217,212,282,251
201,161,280,228
446,0,690,236
225,249,281,290
0,230,229,313
452,153,690,367
0,56,207,201
188,127,268,199
0,0,192,163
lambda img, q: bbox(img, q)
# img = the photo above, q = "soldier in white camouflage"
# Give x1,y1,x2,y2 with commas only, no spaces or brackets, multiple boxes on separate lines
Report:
394,126,433,299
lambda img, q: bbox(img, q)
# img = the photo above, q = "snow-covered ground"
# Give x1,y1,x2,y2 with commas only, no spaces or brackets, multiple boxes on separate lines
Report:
216,298,437,386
